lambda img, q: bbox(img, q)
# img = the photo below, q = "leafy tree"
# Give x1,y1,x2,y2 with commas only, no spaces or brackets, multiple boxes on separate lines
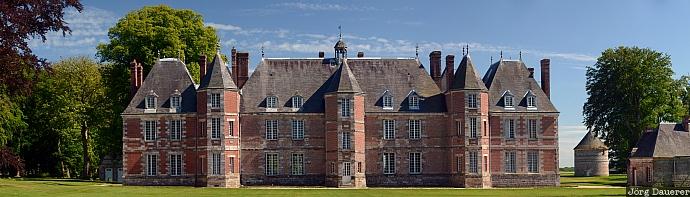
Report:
676,76,690,116
583,46,684,171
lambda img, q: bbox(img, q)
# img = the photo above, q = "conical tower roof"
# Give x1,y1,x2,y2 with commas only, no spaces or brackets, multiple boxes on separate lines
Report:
199,53,237,90
574,131,608,150
451,54,488,91
326,60,362,93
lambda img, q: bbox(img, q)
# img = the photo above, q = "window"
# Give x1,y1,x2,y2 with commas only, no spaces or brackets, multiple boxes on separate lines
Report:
383,153,395,174
229,157,235,174
504,151,516,173
409,95,420,110
468,93,478,109
291,153,304,175
343,162,352,176
228,121,234,137
146,95,156,109
292,96,303,109
383,95,393,109
146,154,157,176
212,153,221,175
456,121,461,136
170,154,182,176
340,98,351,117
144,121,156,141
383,119,395,140
210,93,221,109
266,96,277,108
211,118,221,139
408,119,421,139
171,96,181,109
409,152,421,174
527,95,536,108
456,156,462,173
505,119,515,139
469,117,478,139
265,120,278,140
292,120,304,140
469,151,478,174
265,153,279,176
330,162,336,174
528,119,538,139
646,167,652,183
504,93,514,108
357,162,362,173
528,151,539,173
170,120,181,140
341,132,351,149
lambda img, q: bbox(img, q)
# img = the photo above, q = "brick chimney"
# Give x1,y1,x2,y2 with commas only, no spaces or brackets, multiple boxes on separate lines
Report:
445,55,455,90
318,51,325,58
235,52,249,89
199,55,207,81
231,47,238,82
357,52,364,58
540,59,551,98
429,51,442,87
528,68,535,78
130,59,141,96
683,116,690,132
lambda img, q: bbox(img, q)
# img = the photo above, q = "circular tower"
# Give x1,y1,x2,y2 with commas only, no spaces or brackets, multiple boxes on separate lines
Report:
573,131,609,176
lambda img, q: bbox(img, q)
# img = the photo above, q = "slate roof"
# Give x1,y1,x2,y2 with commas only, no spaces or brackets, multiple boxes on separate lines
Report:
123,59,197,114
326,61,363,93
574,131,608,150
240,58,445,113
198,53,237,90
451,55,488,91
632,123,690,158
481,60,558,113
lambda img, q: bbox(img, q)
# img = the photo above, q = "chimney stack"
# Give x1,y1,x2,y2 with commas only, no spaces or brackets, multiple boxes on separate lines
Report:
429,51,442,87
231,47,238,82
199,55,207,81
235,52,249,89
318,51,325,58
357,52,364,58
540,59,551,98
130,59,140,96
528,68,535,78
445,55,455,90
683,116,690,132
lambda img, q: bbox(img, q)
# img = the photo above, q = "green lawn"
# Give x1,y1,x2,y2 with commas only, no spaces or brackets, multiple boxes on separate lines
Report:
560,171,628,187
0,174,627,197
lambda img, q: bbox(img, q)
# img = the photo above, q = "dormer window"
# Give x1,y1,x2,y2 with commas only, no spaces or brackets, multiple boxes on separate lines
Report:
525,91,537,109
145,90,158,109
291,96,303,109
409,94,420,110
170,90,181,111
266,96,278,109
503,91,514,109
382,90,393,110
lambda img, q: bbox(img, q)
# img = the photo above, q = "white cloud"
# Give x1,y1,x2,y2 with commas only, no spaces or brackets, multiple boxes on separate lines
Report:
271,2,378,11
207,22,242,31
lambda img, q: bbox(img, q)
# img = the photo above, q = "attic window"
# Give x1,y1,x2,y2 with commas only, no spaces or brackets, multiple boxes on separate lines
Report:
409,95,420,110
503,91,514,109
527,95,537,109
292,96,303,109
266,96,278,109
145,91,158,109
382,90,393,110
171,90,181,110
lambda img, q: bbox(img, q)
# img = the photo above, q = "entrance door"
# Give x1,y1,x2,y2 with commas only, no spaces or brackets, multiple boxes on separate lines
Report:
105,168,113,182
342,162,352,185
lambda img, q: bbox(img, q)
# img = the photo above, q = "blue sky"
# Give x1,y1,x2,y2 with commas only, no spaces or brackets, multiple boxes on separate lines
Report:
29,0,690,167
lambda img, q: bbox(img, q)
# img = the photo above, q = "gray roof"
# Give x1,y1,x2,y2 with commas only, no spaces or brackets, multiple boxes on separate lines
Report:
123,59,197,114
335,39,347,49
451,55,488,91
198,53,237,90
240,58,445,113
326,61,363,93
574,131,608,150
481,60,558,113
632,123,690,158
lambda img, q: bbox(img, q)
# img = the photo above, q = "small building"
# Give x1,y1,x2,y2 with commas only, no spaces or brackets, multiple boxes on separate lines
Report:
99,155,123,183
629,121,690,187
573,131,609,177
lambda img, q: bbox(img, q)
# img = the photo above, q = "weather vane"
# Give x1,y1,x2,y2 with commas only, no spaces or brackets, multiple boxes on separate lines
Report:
338,25,342,39
261,45,265,58
415,43,419,59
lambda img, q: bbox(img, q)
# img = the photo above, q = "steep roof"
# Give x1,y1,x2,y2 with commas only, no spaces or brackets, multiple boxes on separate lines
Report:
481,60,558,113
240,58,444,113
574,131,608,150
451,55,488,91
198,53,237,90
123,59,197,114
632,123,690,158
326,61,363,93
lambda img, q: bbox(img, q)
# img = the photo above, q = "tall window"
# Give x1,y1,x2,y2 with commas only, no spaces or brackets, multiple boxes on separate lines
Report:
146,95,156,109
266,120,278,140
212,153,221,175
504,151,516,173
383,95,393,109
341,132,351,150
528,151,539,173
292,96,303,109
528,119,538,139
343,162,352,176
504,95,514,108
292,120,304,140
228,156,235,174
228,121,234,137
408,120,421,139
340,98,351,117
468,93,478,109
456,121,461,136
291,153,304,175
170,120,181,140
527,95,536,108
409,152,421,174
383,119,395,140
266,96,277,108
469,151,478,174
211,118,221,139
457,156,462,173
409,95,419,110
469,117,478,139
171,96,181,110
146,154,157,176
265,153,279,176
646,167,652,183
383,153,395,174
144,120,156,141
170,154,182,176
210,93,221,109
505,119,515,139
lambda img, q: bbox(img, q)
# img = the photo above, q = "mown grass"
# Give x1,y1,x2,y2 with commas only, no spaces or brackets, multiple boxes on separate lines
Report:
560,171,628,187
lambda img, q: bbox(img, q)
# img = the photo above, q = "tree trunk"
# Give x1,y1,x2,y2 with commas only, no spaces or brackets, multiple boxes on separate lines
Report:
81,121,90,179
57,139,68,178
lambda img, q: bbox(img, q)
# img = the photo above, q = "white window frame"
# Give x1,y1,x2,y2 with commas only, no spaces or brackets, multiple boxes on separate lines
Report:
169,153,182,176
469,151,478,174
211,118,221,139
291,153,304,175
266,120,278,140
504,95,514,108
383,119,395,140
528,119,538,139
343,162,352,176
409,152,421,174
266,96,277,109
144,120,156,141
504,151,516,173
408,119,421,139
341,132,351,150
210,93,221,109
292,120,304,140
146,95,156,109
409,95,420,110
292,96,303,109
171,95,181,110
170,119,181,140
527,95,537,108
212,153,221,175
146,154,157,176
528,151,539,173
228,156,235,174
468,93,478,109
383,153,395,174
265,153,279,176
505,119,515,139
383,95,393,110
469,117,478,139
228,121,234,137
340,98,351,117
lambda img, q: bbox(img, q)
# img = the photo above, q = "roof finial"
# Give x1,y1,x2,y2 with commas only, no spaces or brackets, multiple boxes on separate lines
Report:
519,51,522,61
261,45,265,58
338,25,342,40
500,50,503,59
462,46,465,56
157,50,161,59
466,44,470,55
415,43,419,59
490,56,493,63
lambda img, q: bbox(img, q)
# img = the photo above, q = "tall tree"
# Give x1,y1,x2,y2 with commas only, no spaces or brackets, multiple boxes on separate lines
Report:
676,75,690,116
583,46,684,171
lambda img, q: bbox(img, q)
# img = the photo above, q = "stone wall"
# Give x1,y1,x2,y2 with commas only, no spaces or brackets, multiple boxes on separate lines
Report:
574,149,608,176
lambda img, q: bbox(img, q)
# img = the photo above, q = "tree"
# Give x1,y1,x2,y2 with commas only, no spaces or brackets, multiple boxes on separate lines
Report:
676,76,690,116
583,46,685,171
